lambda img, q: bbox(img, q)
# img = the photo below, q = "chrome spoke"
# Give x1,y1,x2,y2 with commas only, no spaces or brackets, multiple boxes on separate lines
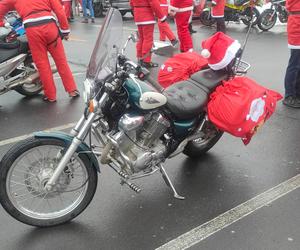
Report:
6,144,89,220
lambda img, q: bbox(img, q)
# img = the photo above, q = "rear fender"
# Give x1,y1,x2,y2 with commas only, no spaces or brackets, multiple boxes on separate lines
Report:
34,131,100,173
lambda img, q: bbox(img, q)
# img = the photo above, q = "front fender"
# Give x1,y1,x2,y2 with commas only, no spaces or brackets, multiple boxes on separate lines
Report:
34,131,100,172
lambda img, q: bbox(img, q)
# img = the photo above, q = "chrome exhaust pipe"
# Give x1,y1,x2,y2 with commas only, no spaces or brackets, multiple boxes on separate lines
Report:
6,65,57,90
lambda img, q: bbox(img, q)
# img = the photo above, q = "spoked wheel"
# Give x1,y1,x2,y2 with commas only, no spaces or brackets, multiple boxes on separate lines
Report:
0,138,98,227
241,7,260,26
183,120,223,158
258,9,277,31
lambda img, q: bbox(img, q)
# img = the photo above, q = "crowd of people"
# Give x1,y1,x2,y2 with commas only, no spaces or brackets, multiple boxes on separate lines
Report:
0,0,299,109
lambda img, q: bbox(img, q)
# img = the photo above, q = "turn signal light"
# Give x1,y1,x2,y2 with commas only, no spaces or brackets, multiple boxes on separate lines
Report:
89,100,95,113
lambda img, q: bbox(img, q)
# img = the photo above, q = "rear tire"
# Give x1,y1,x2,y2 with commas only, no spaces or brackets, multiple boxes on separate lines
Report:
257,9,277,31
183,121,223,158
11,63,43,97
0,137,98,227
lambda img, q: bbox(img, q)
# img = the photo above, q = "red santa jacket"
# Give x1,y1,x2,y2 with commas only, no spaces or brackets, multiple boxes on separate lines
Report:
286,0,300,48
130,0,166,25
0,0,70,34
170,0,193,12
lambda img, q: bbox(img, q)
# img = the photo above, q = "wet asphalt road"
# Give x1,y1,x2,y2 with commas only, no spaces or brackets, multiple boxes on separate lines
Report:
0,16,299,250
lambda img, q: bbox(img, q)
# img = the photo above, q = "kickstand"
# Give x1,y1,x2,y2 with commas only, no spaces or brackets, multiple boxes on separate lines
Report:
159,164,185,200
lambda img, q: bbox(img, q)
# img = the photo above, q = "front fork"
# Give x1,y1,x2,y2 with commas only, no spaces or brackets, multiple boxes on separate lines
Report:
45,93,108,191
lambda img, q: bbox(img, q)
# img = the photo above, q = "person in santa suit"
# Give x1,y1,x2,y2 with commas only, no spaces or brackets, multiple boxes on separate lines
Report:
169,0,194,52
157,0,178,46
62,0,72,21
130,0,166,68
206,0,226,33
283,0,300,108
0,0,79,102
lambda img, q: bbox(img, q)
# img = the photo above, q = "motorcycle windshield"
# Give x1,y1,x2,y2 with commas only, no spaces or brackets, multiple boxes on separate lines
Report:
86,8,123,82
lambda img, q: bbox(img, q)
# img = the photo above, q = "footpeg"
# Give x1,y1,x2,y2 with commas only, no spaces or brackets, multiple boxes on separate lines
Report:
159,164,185,200
121,178,141,193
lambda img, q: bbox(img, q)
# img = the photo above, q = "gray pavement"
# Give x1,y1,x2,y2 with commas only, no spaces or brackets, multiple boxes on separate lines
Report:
0,17,299,250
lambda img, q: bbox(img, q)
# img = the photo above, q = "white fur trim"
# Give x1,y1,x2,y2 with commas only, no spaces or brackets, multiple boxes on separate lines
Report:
169,5,193,12
201,49,211,58
23,16,55,24
135,20,156,25
160,16,167,22
288,44,300,49
160,4,168,7
209,40,241,70
60,29,70,33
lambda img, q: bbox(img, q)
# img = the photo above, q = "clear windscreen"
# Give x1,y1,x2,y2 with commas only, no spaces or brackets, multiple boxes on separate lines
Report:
86,8,123,82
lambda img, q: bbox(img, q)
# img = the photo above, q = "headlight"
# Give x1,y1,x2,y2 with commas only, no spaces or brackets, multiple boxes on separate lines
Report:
83,79,93,104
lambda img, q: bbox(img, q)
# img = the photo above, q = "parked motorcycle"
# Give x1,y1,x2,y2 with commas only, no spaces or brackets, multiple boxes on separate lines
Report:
200,0,263,27
0,8,251,227
257,0,287,31
0,17,44,97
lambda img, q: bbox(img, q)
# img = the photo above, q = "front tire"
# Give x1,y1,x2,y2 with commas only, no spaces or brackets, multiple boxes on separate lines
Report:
241,7,260,26
0,137,98,227
200,10,216,26
183,121,223,158
258,9,277,31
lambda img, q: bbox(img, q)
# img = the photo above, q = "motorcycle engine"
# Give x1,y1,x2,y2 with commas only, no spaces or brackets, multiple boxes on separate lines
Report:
115,112,170,173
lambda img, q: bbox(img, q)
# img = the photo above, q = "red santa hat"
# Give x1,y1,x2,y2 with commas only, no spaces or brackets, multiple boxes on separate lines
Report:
201,32,241,71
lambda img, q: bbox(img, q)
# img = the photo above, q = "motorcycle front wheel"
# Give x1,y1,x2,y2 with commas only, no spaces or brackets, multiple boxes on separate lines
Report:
199,10,216,26
0,137,98,227
241,7,260,26
183,121,223,158
258,9,277,31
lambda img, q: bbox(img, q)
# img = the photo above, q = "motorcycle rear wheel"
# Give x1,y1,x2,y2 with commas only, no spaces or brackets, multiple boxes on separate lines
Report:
0,137,98,227
258,9,277,31
13,63,43,96
183,121,223,158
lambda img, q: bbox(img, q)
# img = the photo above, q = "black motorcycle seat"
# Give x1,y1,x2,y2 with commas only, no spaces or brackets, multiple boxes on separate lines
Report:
190,68,228,92
0,36,28,64
163,80,208,120
0,40,20,49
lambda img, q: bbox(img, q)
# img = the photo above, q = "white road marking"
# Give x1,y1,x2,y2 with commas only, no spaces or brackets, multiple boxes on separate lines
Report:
0,122,76,147
156,174,300,250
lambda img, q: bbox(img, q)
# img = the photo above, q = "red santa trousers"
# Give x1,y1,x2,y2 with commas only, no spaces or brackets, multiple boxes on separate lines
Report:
63,1,72,19
136,24,154,63
158,8,176,41
158,20,176,42
26,22,77,100
174,11,193,52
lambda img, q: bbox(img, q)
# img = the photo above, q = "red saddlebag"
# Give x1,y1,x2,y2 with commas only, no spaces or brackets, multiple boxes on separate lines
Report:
158,52,208,88
207,77,282,145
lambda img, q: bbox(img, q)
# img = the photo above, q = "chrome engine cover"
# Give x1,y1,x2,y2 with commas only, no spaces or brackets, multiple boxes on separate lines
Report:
115,112,170,173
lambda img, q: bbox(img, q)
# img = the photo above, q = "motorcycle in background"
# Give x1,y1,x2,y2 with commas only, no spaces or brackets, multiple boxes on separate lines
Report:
0,8,251,227
257,0,287,31
0,14,54,98
200,0,263,27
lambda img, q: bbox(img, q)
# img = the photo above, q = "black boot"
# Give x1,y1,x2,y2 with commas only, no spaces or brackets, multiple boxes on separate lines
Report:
189,23,197,34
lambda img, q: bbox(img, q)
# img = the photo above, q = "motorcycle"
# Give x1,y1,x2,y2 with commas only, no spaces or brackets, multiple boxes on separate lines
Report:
0,8,251,227
200,0,263,27
257,0,287,31
0,16,46,97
